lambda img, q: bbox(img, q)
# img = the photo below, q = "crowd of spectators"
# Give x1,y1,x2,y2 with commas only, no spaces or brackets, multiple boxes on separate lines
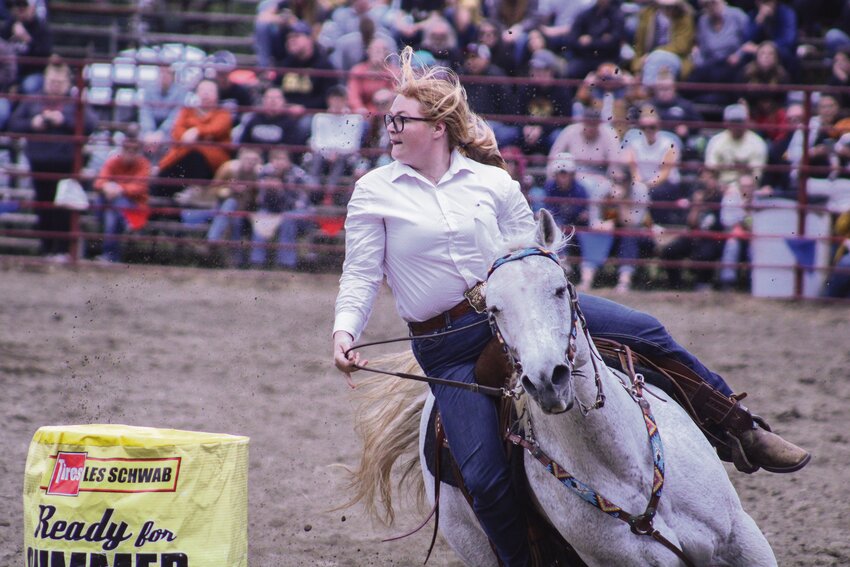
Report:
1,0,849,296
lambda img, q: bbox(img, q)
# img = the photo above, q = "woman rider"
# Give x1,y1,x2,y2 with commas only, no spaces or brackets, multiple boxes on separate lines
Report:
332,47,809,567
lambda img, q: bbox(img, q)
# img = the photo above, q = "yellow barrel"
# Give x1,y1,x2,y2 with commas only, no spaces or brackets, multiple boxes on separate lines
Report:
23,424,249,567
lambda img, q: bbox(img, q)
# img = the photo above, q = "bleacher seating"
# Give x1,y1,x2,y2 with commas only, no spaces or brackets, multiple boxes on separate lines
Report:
0,0,845,292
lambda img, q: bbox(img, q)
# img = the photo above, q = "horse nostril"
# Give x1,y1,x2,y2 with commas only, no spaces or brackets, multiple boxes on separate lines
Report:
551,364,571,386
521,375,537,396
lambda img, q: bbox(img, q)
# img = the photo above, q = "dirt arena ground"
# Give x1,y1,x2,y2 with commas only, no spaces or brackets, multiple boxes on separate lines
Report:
1,260,848,566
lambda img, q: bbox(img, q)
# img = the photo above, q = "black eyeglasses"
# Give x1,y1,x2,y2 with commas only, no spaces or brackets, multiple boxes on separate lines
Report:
384,113,431,133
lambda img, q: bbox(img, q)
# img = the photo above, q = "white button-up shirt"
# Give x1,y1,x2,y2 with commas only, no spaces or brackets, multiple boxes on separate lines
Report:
333,150,535,340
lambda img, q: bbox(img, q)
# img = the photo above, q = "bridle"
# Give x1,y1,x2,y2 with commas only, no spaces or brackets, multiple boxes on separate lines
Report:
487,247,605,413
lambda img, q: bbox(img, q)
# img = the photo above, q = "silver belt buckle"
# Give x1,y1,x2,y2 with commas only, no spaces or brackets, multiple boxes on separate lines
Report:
463,281,487,314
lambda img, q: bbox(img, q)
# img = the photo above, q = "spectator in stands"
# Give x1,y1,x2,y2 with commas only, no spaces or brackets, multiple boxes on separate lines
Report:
237,85,305,158
828,46,850,109
537,0,596,43
718,173,759,291
704,103,768,185
139,63,188,159
737,41,790,144
659,167,726,290
482,0,547,51
153,79,233,199
648,69,703,145
318,0,390,54
330,15,397,72
205,51,256,125
762,101,804,198
805,93,843,182
560,0,626,80
549,106,622,202
632,0,696,85
276,20,338,140
475,18,518,76
459,42,516,148
688,0,749,100
250,148,314,269
306,85,365,205
531,152,591,226
205,146,263,267
740,39,791,87
509,49,572,156
346,36,396,139
530,152,596,288
0,35,16,130
740,0,798,76
444,0,478,48
92,127,151,263
7,56,97,261
415,15,463,70
574,62,638,134
807,96,850,213
1,0,51,94
515,26,552,75
623,104,686,225
254,0,330,70
591,164,653,292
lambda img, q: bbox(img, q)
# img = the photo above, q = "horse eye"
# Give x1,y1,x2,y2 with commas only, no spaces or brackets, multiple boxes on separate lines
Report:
488,305,501,315
555,286,567,299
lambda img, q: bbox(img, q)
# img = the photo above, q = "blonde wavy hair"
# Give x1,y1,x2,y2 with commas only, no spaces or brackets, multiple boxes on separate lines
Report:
394,46,506,170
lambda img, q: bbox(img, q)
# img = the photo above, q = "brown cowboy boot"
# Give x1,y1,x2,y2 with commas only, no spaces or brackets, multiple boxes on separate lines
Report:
729,417,811,474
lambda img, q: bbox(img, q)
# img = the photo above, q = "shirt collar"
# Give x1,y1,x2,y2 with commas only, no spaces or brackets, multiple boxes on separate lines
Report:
389,149,476,184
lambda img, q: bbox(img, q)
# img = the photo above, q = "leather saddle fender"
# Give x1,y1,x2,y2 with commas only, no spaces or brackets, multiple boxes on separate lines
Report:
474,336,515,389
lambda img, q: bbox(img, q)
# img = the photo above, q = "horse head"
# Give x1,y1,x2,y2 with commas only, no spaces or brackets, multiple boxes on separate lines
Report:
480,209,582,414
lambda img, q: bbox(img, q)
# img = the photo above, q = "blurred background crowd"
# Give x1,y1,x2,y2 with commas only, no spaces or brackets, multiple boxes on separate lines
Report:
0,0,849,298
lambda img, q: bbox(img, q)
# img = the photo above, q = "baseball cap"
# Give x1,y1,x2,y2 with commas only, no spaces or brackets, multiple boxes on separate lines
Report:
723,103,749,122
551,152,576,173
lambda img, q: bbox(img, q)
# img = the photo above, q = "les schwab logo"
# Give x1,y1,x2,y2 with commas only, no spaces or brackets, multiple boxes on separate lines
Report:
44,452,181,497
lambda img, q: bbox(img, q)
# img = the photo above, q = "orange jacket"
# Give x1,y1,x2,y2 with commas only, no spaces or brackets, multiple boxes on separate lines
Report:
94,154,153,230
158,107,233,174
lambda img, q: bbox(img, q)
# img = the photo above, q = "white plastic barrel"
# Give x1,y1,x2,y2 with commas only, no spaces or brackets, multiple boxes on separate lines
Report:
751,199,831,298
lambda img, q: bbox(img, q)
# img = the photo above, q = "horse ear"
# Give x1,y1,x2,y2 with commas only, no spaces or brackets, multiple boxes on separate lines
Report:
536,208,560,249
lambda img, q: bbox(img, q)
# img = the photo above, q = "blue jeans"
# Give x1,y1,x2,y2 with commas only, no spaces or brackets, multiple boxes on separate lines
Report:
411,311,530,567
206,197,244,242
579,293,733,396
822,252,850,298
100,196,133,262
250,211,312,268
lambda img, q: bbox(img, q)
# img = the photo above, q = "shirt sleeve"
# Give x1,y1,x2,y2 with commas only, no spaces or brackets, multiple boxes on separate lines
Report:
496,176,536,241
333,180,386,341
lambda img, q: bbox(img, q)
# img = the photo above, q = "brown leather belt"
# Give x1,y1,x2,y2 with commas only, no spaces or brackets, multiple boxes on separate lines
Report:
408,299,478,336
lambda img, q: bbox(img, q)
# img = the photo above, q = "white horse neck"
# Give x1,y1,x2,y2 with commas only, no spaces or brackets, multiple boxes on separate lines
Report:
526,337,655,479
